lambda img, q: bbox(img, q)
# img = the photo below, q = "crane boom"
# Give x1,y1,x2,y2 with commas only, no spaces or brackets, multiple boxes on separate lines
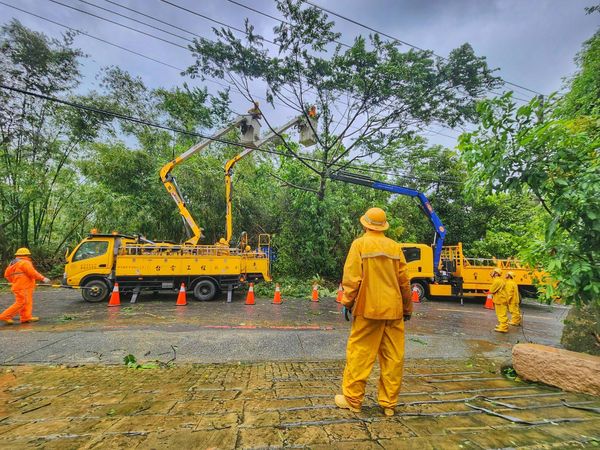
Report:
159,112,261,245
330,171,447,276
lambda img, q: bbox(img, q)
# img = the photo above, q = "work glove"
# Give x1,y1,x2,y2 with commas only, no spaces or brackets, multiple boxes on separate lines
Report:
342,306,352,321
42,278,51,284
403,314,411,322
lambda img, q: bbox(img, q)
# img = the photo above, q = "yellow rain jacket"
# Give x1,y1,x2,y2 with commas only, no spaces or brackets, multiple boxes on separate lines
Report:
341,230,412,319
489,278,508,305
505,279,519,305
505,278,521,325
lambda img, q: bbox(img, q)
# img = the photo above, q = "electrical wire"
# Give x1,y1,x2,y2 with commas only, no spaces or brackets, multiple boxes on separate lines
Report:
150,0,466,137
102,0,199,39
224,0,532,104
159,0,278,46
46,0,188,49
303,0,545,97
75,0,191,42
30,0,464,141
0,1,183,71
0,84,462,185
0,1,295,104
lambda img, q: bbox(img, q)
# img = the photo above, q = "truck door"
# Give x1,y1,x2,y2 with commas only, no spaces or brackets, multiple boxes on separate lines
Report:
65,240,112,285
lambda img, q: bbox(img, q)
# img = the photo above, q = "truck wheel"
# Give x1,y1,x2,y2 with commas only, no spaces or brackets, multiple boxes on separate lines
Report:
411,281,427,302
193,279,218,301
82,279,110,303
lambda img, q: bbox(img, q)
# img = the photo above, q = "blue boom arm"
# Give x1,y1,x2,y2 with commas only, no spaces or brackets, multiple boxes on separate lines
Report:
330,171,447,276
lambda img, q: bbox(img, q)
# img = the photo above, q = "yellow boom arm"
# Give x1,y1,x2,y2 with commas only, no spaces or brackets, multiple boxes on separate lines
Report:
224,113,318,243
160,113,261,245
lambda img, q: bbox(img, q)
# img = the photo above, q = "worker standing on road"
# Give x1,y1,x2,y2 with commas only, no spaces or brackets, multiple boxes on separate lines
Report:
505,271,522,326
0,248,50,325
490,268,509,333
335,207,413,417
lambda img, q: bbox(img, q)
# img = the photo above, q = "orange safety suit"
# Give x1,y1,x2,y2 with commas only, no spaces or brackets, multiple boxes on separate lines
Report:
490,278,508,331
505,279,521,325
1,257,45,322
340,230,412,410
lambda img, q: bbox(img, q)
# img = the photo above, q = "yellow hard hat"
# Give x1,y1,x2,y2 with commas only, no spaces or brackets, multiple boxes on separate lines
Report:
360,207,389,231
506,271,515,278
491,267,503,276
15,247,31,256
219,238,227,245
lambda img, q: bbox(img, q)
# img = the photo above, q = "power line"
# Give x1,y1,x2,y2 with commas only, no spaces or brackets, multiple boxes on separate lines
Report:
2,2,464,144
225,0,531,104
154,1,467,137
43,0,305,101
1,1,465,152
0,1,312,115
0,1,183,71
303,0,544,97
46,0,188,50
63,0,509,138
0,84,461,185
226,0,352,48
75,0,191,42
102,0,198,39
159,0,278,46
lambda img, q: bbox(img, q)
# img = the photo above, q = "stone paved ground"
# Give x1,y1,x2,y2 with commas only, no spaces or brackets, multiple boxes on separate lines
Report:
1,358,599,449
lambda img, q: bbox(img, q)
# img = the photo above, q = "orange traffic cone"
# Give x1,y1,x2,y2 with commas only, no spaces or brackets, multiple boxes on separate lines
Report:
176,282,187,306
335,283,343,303
311,283,319,302
484,291,494,309
411,285,420,303
273,283,282,304
108,282,121,307
245,283,255,305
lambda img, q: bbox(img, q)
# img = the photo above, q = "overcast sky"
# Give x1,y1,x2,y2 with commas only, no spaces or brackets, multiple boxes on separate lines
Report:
1,0,598,145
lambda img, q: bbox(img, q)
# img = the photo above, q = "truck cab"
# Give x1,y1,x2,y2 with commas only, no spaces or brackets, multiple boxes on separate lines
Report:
64,234,125,303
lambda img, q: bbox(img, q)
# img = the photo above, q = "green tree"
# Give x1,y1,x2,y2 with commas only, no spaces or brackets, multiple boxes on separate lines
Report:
459,32,600,305
0,20,109,265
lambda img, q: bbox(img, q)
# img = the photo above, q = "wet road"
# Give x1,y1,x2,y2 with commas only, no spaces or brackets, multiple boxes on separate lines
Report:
0,288,569,365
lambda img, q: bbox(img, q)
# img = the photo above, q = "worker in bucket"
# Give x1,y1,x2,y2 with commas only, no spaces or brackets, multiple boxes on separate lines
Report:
489,268,509,333
1,248,50,325
335,207,412,417
505,271,522,326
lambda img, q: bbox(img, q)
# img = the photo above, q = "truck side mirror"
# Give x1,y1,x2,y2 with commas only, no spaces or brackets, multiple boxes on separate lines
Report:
64,247,70,261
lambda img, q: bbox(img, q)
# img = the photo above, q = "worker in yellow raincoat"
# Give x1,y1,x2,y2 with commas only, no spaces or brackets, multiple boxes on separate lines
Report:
505,271,521,326
335,207,412,417
1,248,50,325
489,268,509,333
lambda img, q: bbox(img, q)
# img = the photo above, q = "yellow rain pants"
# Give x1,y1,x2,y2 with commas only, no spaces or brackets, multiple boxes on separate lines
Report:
505,279,521,325
490,278,508,331
342,315,405,409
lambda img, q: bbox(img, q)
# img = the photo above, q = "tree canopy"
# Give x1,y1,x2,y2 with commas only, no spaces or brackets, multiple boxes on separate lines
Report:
459,31,600,305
